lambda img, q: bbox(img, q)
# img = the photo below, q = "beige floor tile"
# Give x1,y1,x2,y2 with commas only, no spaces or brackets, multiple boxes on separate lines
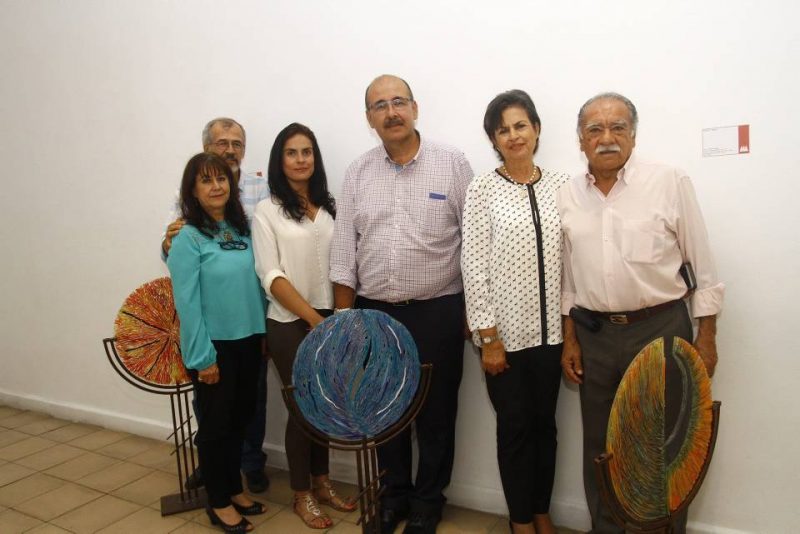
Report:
171,520,219,533
0,406,23,421
126,441,175,469
95,506,186,534
26,524,74,533
0,473,66,507
76,460,152,492
96,434,162,460
326,518,370,533
438,504,502,533
67,428,130,451
259,468,294,506
15,417,71,437
13,482,102,521
111,469,179,506
0,436,56,461
0,429,28,449
50,494,141,533
0,461,35,486
0,508,43,533
43,451,118,481
0,411,50,430
15,443,85,471
39,423,101,443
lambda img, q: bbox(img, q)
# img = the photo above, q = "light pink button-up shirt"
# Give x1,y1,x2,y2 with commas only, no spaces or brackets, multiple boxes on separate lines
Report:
557,155,724,317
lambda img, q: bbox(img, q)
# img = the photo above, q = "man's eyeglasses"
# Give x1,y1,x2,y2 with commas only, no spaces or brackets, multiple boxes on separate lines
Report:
368,97,412,113
218,240,248,251
213,140,245,151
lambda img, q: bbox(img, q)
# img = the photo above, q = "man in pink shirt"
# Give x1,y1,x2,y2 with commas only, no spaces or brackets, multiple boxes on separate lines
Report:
557,93,724,533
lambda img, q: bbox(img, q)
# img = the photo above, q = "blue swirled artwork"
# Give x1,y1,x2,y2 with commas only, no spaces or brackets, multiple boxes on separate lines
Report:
292,309,420,440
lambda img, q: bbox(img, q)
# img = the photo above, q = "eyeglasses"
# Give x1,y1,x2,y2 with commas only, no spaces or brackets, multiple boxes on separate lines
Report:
218,240,248,250
368,97,412,113
212,140,245,151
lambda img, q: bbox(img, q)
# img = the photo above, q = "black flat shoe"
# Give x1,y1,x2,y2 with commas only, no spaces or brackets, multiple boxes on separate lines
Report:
206,506,253,533
380,506,409,534
231,500,267,516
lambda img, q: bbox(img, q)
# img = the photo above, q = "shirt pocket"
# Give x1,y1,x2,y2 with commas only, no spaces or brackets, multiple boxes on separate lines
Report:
621,219,664,263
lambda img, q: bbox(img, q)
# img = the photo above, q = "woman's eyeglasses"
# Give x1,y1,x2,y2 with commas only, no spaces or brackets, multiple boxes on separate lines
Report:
218,240,248,250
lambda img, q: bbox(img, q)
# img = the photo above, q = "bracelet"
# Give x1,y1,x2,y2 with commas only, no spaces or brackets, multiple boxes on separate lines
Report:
334,308,351,314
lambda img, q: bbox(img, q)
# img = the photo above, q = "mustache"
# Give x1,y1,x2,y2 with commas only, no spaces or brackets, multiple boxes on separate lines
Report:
383,118,404,128
596,144,621,154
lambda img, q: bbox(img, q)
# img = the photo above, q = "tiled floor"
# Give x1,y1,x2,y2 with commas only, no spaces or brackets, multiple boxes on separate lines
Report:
0,405,580,533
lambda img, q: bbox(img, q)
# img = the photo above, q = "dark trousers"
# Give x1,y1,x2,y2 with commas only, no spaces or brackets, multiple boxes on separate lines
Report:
240,358,268,473
268,313,331,491
189,335,262,508
577,303,692,534
485,343,562,523
191,357,267,474
356,293,465,514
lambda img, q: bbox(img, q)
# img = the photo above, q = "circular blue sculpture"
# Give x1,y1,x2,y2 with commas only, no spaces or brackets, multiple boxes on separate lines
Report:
292,309,420,440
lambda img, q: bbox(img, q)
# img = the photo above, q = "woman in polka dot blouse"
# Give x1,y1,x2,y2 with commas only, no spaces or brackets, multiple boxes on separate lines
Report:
462,90,570,534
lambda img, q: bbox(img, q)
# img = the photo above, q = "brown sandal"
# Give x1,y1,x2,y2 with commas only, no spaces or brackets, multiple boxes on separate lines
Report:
294,492,332,529
313,479,357,512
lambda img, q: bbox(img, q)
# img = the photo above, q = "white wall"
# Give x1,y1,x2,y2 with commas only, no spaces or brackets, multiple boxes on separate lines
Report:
1,1,798,531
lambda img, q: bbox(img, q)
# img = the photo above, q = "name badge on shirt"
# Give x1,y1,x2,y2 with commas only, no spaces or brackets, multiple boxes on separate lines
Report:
429,192,447,200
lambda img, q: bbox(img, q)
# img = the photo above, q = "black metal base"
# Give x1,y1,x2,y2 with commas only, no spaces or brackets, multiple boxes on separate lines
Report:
160,487,207,516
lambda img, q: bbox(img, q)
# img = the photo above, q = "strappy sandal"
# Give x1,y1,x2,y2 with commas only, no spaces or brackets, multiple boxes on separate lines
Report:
313,479,357,512
294,492,332,529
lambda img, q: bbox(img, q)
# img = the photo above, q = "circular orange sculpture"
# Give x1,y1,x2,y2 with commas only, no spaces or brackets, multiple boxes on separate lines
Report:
113,277,189,386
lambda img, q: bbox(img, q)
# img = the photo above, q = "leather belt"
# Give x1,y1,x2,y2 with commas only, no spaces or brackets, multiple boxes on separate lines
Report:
588,299,682,325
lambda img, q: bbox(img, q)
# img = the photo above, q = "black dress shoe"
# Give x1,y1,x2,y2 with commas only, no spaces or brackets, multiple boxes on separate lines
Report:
184,468,204,490
231,500,267,516
244,470,270,493
402,510,441,534
380,506,409,534
206,506,252,533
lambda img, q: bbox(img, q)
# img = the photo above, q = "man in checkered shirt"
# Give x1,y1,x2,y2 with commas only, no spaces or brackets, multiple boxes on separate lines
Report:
330,75,474,534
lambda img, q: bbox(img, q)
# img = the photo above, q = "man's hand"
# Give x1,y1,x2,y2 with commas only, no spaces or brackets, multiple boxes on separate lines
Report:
162,218,186,256
561,316,584,384
481,341,509,376
694,315,718,377
198,362,220,385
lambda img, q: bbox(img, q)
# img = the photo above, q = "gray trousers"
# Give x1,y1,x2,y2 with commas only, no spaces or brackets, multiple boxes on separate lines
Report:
576,302,692,534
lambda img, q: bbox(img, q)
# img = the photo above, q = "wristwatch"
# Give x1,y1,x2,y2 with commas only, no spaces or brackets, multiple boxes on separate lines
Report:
480,334,500,346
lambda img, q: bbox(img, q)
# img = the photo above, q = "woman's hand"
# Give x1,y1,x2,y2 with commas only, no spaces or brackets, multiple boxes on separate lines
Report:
198,363,220,385
481,340,509,376
307,311,326,330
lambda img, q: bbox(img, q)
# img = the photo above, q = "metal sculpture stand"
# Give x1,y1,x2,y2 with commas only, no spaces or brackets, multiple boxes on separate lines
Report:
282,363,433,534
103,337,206,515
594,401,721,534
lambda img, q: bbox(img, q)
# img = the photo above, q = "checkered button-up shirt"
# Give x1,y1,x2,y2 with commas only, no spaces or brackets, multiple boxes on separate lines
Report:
330,135,474,302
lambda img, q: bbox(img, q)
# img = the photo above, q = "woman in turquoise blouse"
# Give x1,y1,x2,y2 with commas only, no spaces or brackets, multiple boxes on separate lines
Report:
167,152,266,533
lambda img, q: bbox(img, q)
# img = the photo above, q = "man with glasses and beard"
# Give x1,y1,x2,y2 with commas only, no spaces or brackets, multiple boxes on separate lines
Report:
330,75,473,534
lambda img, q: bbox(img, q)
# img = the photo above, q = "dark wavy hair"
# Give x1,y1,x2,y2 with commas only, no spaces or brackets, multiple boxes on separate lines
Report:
483,89,542,161
179,152,249,238
267,123,336,222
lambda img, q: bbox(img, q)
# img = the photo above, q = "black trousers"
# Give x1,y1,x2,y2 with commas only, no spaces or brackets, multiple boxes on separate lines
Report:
485,343,562,523
356,293,465,514
189,335,262,508
577,303,691,534
268,312,332,491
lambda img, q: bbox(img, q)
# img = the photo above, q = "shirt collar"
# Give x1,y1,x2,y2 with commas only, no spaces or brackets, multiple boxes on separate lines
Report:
583,153,637,189
382,130,424,167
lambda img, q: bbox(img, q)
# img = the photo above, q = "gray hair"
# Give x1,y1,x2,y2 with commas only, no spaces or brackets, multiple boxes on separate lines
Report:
577,92,638,139
201,117,246,147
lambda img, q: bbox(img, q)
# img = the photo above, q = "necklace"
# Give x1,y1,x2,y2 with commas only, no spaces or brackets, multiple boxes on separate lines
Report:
499,164,540,185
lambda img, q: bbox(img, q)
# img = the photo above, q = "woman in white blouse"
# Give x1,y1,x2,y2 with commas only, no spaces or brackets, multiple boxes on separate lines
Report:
462,91,569,534
252,123,354,530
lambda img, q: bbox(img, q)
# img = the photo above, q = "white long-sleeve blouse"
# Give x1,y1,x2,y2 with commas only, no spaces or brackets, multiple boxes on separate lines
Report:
462,168,569,351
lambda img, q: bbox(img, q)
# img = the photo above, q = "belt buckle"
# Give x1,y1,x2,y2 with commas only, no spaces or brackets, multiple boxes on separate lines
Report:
609,314,628,325
392,300,411,307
